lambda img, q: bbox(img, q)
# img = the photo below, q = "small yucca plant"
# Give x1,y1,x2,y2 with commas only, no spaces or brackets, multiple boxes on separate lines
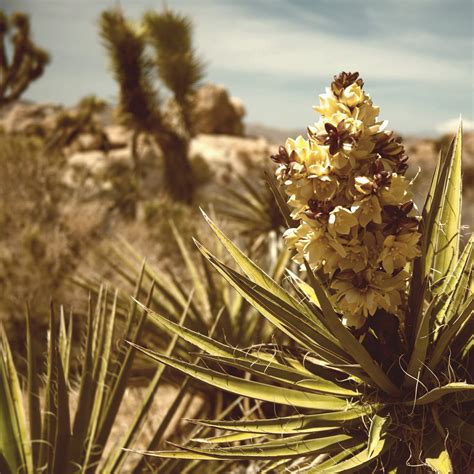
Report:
215,171,291,259
0,278,198,474
131,74,473,472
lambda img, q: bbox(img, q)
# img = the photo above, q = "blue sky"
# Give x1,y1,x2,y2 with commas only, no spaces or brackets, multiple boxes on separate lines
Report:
3,0,473,136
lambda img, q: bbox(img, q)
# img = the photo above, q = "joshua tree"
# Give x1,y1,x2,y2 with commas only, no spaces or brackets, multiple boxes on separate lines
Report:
100,8,205,204
0,10,50,106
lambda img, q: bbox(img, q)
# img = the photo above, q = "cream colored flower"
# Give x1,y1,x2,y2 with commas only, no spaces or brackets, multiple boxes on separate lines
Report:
361,230,384,267
353,175,374,196
380,232,421,274
372,268,408,289
283,224,308,248
380,174,413,205
313,89,343,117
351,195,382,227
340,82,365,108
355,99,380,125
332,269,407,325
283,224,312,264
349,135,375,161
285,135,307,154
332,273,386,321
328,206,358,235
311,175,339,201
285,136,330,172
329,151,352,173
305,234,343,273
337,241,369,273
286,179,315,211
380,236,405,274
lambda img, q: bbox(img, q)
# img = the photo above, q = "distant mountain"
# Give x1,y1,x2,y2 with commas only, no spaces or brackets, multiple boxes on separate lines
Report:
245,122,305,145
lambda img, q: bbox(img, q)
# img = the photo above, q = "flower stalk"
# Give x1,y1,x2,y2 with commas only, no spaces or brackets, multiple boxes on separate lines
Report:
273,72,420,328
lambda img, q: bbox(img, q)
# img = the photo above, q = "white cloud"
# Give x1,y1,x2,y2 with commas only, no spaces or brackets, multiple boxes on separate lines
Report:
181,1,470,83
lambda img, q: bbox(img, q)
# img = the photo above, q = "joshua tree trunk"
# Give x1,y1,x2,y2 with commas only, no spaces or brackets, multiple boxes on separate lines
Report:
131,130,140,179
158,132,194,204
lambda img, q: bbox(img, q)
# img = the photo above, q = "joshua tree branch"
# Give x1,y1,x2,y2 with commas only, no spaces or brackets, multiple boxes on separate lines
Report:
143,9,205,136
100,9,161,133
0,11,50,105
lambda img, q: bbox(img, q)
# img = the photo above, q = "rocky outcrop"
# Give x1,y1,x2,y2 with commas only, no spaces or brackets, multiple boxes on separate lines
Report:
191,84,245,136
0,82,246,139
0,101,62,134
65,133,271,187
190,133,271,179
104,125,132,149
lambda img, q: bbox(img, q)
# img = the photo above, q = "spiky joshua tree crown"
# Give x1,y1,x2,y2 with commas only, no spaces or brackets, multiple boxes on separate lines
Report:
272,72,420,328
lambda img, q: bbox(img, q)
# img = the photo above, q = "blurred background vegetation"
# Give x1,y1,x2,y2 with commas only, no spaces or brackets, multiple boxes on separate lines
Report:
0,4,472,473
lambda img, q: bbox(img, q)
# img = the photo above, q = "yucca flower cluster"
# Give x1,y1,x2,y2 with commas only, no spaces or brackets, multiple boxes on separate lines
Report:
272,72,420,328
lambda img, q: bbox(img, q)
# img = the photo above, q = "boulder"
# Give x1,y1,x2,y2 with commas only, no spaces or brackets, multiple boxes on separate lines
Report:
104,125,132,149
75,133,107,152
68,148,133,175
68,150,109,176
0,101,63,134
190,134,272,180
192,84,245,136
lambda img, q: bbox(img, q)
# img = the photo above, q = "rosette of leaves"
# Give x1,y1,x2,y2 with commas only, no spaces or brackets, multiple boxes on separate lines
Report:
0,277,202,474
214,171,292,258
128,121,472,472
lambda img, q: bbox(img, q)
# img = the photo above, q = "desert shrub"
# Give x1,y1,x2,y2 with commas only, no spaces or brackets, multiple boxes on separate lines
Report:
46,95,109,152
104,159,140,219
141,196,199,261
0,135,103,337
215,171,289,261
189,152,214,191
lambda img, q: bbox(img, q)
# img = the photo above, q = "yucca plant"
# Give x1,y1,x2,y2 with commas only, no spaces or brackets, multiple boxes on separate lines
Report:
129,73,473,472
215,171,291,259
0,274,202,474
99,7,204,203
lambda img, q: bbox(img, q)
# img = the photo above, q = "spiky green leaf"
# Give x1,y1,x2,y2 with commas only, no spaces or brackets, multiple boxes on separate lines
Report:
193,409,367,435
424,430,453,474
405,382,474,406
0,326,32,474
432,122,463,282
131,346,349,411
141,433,355,460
